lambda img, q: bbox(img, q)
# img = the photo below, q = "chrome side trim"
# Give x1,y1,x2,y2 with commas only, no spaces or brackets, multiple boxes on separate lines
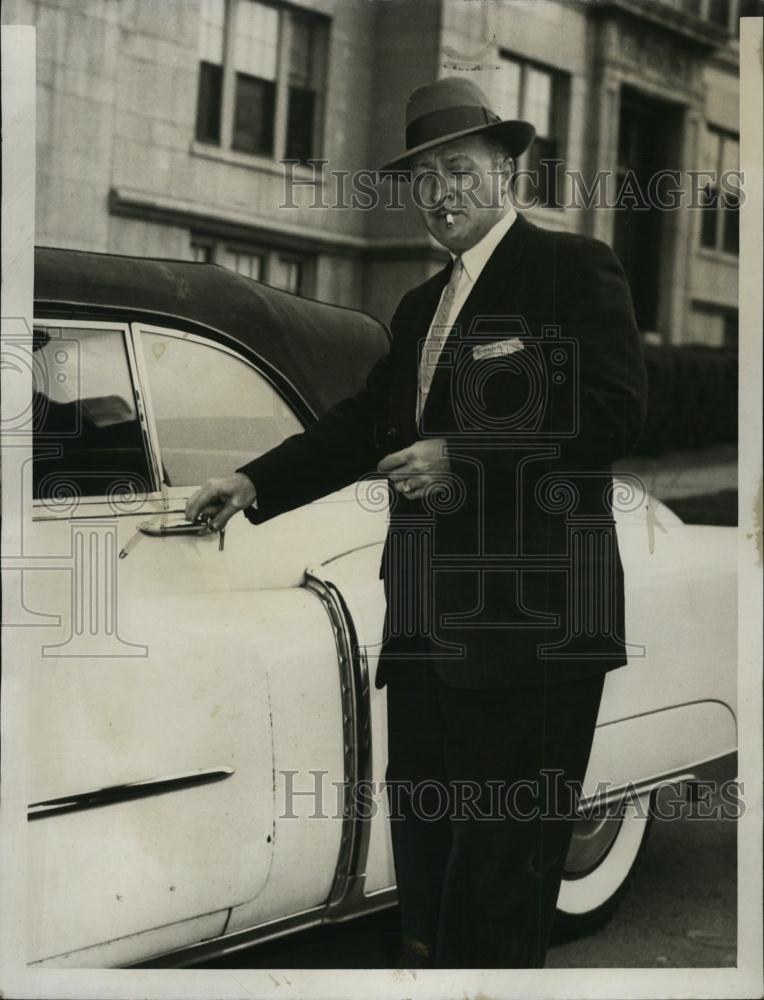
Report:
576,750,738,812
323,886,398,925
303,573,374,917
28,766,235,821
129,906,326,968
128,890,400,968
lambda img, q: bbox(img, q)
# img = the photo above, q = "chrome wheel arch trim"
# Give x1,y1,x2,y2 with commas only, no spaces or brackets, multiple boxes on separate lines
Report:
302,571,375,918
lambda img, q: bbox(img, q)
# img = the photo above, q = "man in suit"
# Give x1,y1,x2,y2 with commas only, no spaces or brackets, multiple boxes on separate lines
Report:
187,77,647,969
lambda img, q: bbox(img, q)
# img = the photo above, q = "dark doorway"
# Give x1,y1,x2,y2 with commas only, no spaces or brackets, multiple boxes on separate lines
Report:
613,88,680,333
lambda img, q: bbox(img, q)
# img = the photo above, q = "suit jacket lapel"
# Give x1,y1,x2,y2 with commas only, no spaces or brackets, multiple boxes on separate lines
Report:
421,213,534,425
452,213,532,338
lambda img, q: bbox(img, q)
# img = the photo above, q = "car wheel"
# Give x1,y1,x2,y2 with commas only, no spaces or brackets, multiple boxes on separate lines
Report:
553,793,652,941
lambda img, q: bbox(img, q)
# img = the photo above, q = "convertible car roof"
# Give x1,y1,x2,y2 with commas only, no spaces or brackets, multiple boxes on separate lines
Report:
34,246,391,418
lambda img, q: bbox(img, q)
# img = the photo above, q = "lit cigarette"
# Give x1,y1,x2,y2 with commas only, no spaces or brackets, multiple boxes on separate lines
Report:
445,213,455,227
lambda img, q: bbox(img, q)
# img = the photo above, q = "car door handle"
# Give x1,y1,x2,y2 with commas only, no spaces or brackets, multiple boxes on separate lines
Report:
138,519,212,538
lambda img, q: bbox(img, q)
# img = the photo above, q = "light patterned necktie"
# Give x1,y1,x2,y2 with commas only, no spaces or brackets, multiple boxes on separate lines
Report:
417,255,464,421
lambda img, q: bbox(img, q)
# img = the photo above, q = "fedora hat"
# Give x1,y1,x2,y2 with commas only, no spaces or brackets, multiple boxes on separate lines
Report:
379,76,535,177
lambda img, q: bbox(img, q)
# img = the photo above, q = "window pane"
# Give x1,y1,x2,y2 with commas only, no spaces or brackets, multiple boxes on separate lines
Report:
524,67,553,139
723,311,738,347
707,0,731,27
739,0,764,17
722,191,739,254
198,0,225,64
700,184,720,248
196,61,223,144
289,14,313,87
219,247,264,279
719,133,738,174
271,257,304,294
32,327,152,500
286,12,326,162
141,331,302,485
699,126,721,248
191,241,214,263
493,56,522,120
702,126,722,172
232,72,276,155
526,137,560,207
285,86,315,162
234,0,279,80
720,134,739,254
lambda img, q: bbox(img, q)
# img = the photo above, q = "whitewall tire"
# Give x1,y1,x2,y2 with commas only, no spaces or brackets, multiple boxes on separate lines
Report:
554,794,652,940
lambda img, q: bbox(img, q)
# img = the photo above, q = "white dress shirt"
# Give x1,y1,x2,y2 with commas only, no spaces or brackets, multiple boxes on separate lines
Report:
415,207,518,421
430,206,518,333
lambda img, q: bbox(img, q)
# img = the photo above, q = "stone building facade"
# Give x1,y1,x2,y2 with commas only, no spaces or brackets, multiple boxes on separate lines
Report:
2,0,753,345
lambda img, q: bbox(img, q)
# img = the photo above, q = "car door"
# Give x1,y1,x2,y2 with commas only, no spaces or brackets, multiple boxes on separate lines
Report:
134,323,385,937
23,317,325,966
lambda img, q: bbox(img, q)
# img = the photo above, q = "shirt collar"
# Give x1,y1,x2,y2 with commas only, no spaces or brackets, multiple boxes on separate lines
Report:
453,206,518,282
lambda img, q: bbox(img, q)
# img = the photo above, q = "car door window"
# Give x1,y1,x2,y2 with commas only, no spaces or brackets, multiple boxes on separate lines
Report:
32,325,152,501
140,329,303,486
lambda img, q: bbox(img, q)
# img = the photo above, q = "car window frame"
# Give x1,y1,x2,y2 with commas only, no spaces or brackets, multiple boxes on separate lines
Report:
132,322,306,501
30,318,162,520
30,318,305,521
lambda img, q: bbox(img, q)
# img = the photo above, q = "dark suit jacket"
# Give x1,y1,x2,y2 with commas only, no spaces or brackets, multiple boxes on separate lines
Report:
238,214,648,691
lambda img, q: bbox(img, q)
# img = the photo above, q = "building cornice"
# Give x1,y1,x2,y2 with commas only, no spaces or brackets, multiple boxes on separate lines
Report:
581,0,731,51
109,187,444,261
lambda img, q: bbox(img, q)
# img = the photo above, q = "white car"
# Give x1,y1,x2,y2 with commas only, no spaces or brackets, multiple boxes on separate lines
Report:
12,247,736,968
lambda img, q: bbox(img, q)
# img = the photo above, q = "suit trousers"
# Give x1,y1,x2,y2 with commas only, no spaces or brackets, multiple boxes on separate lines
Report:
384,649,605,968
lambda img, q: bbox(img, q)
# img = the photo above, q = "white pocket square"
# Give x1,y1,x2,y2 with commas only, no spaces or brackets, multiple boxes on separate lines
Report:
471,337,524,361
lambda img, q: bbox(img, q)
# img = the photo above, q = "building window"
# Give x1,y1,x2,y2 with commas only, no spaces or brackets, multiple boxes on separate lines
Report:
489,54,569,209
195,0,328,165
271,256,304,294
191,235,312,296
191,240,214,263
231,0,279,156
683,0,764,35
709,0,732,26
690,302,739,348
218,246,265,280
196,0,226,144
723,311,738,348
700,127,739,256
